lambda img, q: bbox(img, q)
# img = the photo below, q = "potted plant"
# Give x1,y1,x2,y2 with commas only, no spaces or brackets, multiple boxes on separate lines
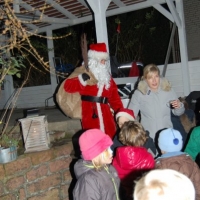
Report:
0,134,19,164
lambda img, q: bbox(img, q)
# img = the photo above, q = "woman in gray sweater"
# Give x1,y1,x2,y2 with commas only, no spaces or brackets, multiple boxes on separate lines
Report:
128,64,185,150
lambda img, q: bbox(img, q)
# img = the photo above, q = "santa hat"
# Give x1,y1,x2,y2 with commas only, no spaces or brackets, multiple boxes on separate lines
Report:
88,43,109,61
115,108,135,121
158,128,183,152
79,129,113,160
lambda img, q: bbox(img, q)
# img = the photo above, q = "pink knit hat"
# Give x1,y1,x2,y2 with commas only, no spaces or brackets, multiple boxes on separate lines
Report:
79,129,113,160
115,108,135,121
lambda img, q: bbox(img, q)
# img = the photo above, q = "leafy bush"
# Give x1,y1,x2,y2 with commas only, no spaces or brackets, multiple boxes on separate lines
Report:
0,134,19,148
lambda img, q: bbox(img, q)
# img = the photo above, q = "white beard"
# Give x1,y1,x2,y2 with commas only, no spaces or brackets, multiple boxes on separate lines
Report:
88,59,111,90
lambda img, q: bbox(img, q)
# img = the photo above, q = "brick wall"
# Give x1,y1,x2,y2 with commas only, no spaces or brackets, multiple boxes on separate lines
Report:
0,143,74,200
184,0,200,60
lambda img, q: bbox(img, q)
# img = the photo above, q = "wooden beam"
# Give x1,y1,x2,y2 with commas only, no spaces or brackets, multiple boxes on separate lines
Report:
77,0,89,7
46,0,77,19
153,4,174,22
112,0,126,7
166,0,182,28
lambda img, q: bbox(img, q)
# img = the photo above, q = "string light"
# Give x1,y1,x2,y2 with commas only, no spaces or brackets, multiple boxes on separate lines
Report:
0,0,72,76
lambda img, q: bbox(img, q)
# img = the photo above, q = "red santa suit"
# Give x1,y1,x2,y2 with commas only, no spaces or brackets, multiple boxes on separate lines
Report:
64,43,123,139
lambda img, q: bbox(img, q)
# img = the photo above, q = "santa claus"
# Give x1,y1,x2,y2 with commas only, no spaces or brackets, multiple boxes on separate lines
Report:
64,43,123,138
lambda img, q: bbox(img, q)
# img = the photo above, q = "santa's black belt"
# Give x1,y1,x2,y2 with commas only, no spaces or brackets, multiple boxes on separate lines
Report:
81,95,108,104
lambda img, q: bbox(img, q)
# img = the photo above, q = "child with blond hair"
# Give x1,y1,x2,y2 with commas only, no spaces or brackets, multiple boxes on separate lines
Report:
134,169,195,200
73,129,120,200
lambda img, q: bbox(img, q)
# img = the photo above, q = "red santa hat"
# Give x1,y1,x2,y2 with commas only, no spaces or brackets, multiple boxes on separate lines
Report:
88,43,109,61
115,108,135,121
79,129,113,160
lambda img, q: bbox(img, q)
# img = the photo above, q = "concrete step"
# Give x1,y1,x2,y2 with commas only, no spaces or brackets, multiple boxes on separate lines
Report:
0,106,82,135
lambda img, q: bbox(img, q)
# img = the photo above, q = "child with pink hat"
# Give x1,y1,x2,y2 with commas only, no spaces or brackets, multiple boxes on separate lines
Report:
73,129,120,200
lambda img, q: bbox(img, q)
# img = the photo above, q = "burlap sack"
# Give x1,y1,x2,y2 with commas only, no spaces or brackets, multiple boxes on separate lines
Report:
56,66,97,119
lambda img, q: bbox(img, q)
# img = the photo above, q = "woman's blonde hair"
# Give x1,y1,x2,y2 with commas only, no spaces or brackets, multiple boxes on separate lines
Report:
142,64,160,80
119,121,147,146
134,169,195,200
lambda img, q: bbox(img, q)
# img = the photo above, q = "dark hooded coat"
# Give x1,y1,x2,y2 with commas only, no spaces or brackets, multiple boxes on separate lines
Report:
73,159,120,200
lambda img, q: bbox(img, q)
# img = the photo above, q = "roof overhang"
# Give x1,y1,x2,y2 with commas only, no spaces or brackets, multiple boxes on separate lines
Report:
1,0,175,34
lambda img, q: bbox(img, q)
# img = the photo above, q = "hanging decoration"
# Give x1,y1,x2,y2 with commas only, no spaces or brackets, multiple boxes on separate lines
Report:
116,22,121,33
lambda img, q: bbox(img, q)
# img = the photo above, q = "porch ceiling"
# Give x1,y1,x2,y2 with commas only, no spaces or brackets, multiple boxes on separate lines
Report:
7,0,167,33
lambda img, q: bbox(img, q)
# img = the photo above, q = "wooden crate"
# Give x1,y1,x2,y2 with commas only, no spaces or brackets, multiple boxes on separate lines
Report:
19,116,50,153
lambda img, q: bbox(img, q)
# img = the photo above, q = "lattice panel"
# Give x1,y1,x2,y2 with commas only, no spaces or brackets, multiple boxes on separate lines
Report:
19,116,50,153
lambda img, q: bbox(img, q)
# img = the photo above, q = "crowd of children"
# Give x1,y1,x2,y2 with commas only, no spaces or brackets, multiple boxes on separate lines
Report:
72,108,200,200
71,63,200,200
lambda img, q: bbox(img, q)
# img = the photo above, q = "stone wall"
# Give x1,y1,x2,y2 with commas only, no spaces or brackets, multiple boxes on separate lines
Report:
0,143,75,200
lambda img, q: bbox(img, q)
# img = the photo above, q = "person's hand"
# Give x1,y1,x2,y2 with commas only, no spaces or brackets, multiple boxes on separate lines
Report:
170,99,181,109
84,70,98,86
82,73,90,81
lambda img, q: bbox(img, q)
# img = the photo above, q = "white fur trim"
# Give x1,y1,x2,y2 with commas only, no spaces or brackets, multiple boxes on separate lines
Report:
78,74,87,86
116,112,135,121
96,85,105,132
88,50,109,61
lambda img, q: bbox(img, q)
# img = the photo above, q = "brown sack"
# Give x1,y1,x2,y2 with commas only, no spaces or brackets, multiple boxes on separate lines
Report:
56,80,81,119
56,66,85,119
56,66,97,119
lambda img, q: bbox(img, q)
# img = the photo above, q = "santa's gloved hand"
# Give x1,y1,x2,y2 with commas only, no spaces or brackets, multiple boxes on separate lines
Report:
78,70,98,86
82,73,90,81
